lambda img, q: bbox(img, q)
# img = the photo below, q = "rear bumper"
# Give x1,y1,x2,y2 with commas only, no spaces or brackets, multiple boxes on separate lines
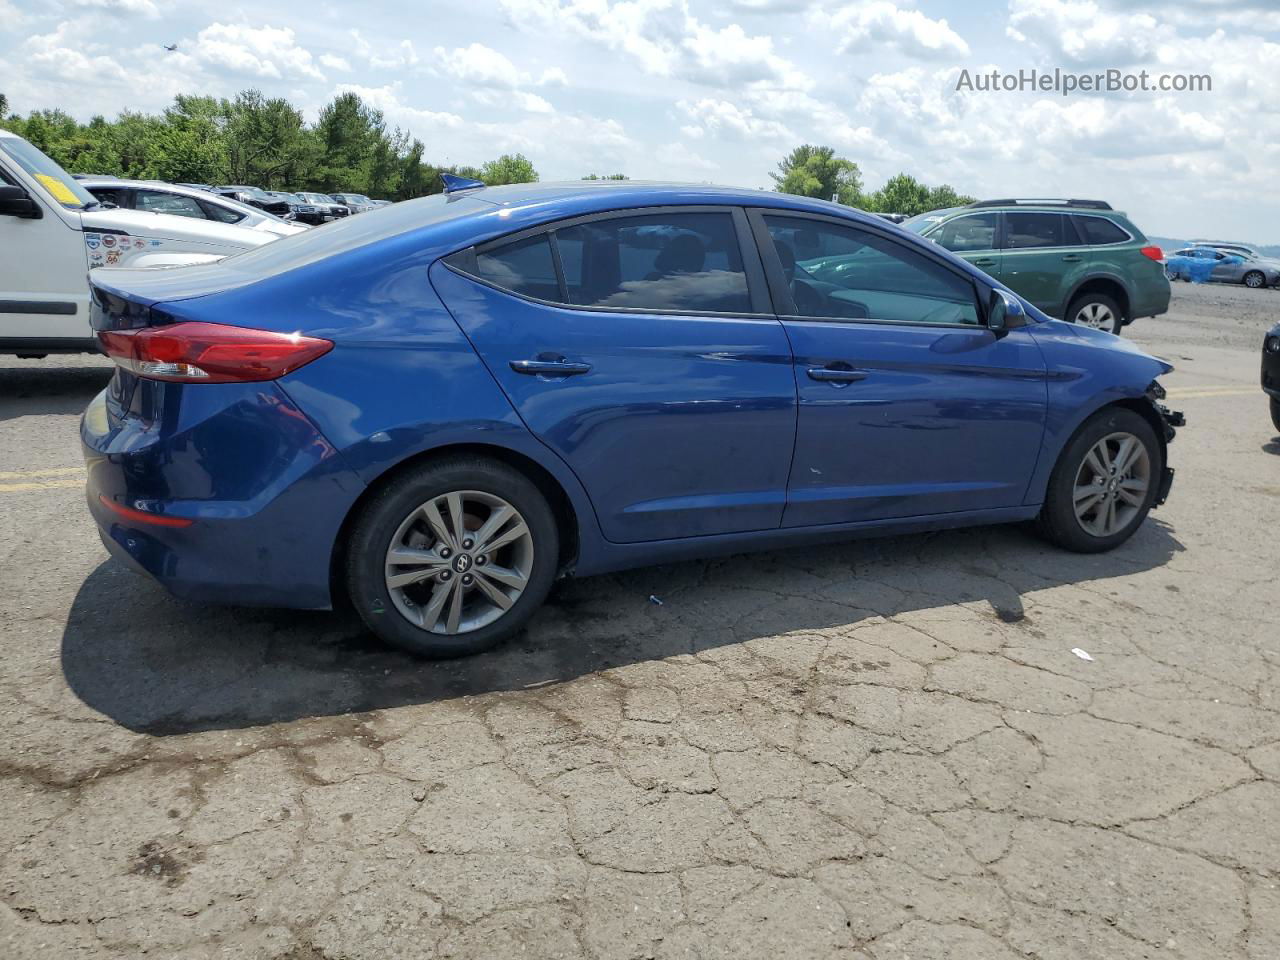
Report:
81,381,365,609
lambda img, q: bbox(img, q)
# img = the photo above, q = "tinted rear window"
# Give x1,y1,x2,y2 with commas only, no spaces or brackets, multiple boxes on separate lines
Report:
556,212,749,313
1076,216,1130,245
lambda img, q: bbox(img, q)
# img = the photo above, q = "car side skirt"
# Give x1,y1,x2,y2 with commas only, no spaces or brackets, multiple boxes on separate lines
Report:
573,504,1040,578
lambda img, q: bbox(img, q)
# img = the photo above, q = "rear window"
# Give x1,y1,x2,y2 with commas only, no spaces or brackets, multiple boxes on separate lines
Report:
556,212,749,313
1076,216,1130,245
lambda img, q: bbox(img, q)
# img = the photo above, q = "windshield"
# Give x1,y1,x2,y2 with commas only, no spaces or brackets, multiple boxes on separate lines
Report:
901,209,960,234
0,134,98,209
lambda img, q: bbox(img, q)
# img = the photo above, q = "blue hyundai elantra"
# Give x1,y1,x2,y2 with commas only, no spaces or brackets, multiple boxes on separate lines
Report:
82,180,1183,656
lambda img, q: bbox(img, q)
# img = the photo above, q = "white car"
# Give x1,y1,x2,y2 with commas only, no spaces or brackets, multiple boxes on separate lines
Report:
79,178,308,239
0,130,283,357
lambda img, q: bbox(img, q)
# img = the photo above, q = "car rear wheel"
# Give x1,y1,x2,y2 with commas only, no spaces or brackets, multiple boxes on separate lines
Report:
1068,293,1124,335
1037,407,1161,553
1244,271,1265,289
346,456,559,657
1271,397,1280,434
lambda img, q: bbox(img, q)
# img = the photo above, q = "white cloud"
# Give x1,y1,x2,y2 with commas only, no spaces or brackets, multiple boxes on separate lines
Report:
319,53,351,72
1006,0,1167,66
678,97,792,142
69,0,161,16
498,0,811,91
192,23,323,80
433,43,564,113
825,1,970,60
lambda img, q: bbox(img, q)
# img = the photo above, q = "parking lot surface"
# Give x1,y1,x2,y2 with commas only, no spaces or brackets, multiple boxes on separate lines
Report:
2,281,1278,959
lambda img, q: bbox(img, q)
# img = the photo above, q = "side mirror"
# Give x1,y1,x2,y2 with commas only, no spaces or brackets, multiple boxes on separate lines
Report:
988,288,1025,331
0,184,41,219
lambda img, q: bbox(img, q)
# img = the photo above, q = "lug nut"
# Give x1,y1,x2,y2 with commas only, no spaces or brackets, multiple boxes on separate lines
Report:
463,538,474,549
476,555,487,566
439,547,452,559
440,571,452,581
462,574,474,585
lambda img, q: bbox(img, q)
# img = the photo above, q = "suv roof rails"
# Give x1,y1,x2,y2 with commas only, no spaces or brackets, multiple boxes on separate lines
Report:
968,198,1113,211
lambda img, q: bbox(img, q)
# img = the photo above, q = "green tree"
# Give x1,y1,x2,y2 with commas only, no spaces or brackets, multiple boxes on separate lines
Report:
770,145,862,205
582,173,628,180
312,91,386,193
924,183,976,210
480,153,538,185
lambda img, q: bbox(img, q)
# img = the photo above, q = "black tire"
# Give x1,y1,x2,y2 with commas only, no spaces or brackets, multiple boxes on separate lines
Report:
1271,396,1280,434
1244,271,1265,290
1067,292,1124,336
1036,407,1162,553
345,456,559,658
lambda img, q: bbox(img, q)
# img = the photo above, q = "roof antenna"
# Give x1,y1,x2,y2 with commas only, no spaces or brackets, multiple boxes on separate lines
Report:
441,174,485,193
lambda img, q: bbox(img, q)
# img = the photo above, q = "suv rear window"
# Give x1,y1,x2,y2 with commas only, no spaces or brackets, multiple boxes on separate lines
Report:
1076,216,1129,245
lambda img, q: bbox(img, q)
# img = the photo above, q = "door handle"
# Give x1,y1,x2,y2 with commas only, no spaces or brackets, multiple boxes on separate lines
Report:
807,366,867,384
972,258,997,267
509,358,592,377
1061,254,1083,262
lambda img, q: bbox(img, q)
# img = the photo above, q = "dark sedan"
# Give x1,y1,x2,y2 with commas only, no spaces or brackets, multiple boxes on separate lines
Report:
264,191,327,226
295,192,350,221
213,185,292,218
1264,322,1280,432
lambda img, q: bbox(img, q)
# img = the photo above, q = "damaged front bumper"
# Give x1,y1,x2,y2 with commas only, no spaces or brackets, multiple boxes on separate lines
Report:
1145,380,1184,507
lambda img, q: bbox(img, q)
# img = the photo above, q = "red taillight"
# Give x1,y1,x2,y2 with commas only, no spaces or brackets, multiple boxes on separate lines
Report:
1140,246,1164,262
98,494,194,528
98,322,333,383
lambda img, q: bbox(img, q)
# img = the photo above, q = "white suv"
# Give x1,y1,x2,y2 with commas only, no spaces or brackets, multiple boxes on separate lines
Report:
0,131,285,357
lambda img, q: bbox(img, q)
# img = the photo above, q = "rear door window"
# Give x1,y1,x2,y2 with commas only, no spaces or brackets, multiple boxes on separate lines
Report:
555,212,750,313
1005,212,1074,249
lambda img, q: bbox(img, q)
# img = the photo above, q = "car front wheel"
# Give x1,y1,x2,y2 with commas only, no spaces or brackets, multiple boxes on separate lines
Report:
346,456,559,657
1037,407,1162,553
1068,293,1124,335
1244,271,1266,289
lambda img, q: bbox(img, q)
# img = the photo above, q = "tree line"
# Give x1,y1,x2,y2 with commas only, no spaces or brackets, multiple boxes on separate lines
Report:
1,90,972,214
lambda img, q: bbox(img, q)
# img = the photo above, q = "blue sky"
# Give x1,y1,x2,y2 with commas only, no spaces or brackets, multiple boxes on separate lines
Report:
3,0,1279,240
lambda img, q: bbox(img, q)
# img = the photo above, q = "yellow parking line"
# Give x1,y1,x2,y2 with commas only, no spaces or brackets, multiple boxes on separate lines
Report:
0,466,86,493
1165,387,1259,399
0,477,84,493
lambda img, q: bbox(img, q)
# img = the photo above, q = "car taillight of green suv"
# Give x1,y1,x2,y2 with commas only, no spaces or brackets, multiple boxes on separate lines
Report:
903,198,1171,336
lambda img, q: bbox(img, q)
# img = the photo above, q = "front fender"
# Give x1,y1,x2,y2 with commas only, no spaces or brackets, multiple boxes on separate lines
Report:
1022,320,1174,505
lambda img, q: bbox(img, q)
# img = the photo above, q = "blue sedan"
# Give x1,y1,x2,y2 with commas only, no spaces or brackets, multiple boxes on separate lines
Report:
82,180,1183,657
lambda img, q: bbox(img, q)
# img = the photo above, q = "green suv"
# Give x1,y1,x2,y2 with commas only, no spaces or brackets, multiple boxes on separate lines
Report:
903,199,1170,335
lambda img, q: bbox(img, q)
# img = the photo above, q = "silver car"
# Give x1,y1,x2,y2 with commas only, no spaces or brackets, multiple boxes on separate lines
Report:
80,178,307,237
1166,247,1280,289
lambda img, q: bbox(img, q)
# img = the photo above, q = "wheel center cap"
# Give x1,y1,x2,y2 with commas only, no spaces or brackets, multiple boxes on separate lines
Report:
453,554,473,573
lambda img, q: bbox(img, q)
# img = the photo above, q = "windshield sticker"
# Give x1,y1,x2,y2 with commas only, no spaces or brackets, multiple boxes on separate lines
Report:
34,173,84,207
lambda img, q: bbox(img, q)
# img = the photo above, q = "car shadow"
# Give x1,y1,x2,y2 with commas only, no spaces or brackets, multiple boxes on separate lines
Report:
1263,438,1280,456
61,518,1186,735
0,361,112,422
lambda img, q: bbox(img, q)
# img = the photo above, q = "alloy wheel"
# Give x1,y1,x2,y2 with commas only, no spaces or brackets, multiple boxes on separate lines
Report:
1072,432,1151,537
384,490,534,634
1075,302,1116,331
1245,272,1264,289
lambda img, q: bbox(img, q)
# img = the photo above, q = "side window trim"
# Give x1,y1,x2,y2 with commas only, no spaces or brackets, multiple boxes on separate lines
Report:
445,205,775,319
745,207,991,328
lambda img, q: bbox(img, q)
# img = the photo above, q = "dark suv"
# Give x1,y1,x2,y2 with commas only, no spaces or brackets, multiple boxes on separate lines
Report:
904,199,1170,335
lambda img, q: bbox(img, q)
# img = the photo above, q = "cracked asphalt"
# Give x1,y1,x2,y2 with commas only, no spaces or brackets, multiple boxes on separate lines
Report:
2,281,1278,959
